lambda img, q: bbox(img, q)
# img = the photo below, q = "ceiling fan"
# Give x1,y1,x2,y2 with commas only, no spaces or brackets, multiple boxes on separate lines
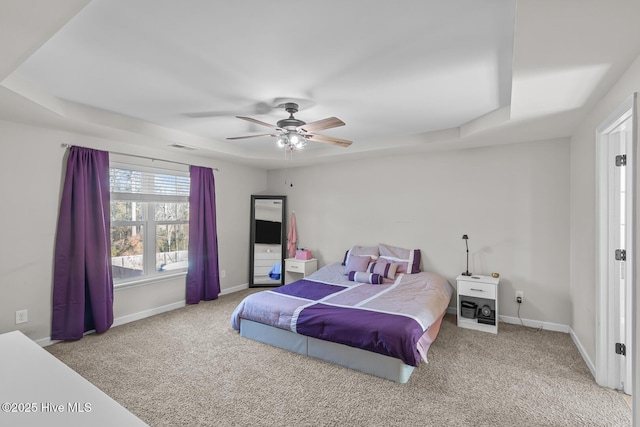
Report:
226,103,352,150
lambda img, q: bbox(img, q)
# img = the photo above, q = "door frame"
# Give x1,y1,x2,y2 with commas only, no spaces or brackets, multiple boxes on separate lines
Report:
595,93,636,393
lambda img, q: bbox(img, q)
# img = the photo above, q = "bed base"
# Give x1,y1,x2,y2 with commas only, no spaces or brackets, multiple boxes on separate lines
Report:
239,318,415,383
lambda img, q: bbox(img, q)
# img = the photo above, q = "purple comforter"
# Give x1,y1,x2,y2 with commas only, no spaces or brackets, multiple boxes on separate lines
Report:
231,263,452,366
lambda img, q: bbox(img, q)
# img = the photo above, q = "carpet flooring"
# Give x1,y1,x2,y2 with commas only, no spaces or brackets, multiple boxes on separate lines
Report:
47,288,631,426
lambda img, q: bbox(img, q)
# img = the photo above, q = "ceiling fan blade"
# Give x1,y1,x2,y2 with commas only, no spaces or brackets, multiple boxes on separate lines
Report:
226,133,276,140
236,116,281,131
307,133,352,147
299,117,345,133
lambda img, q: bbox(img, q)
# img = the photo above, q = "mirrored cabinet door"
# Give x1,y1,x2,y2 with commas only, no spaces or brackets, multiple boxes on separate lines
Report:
249,195,286,287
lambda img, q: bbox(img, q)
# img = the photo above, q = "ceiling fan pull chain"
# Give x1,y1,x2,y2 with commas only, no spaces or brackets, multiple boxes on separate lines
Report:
283,147,294,187
283,148,289,186
289,150,294,186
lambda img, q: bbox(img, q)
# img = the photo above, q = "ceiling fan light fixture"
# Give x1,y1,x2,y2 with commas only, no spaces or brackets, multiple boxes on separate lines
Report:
288,132,301,145
274,131,307,151
290,131,307,150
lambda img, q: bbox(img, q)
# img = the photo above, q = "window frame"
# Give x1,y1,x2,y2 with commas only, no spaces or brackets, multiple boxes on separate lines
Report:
109,161,190,288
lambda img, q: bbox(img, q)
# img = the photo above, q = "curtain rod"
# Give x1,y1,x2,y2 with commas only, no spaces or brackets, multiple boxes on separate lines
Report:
61,144,219,171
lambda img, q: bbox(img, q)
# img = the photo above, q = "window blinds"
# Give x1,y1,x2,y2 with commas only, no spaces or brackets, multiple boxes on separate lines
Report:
109,167,190,202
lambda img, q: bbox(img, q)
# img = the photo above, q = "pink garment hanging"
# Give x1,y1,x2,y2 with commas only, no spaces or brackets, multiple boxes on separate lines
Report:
287,212,297,258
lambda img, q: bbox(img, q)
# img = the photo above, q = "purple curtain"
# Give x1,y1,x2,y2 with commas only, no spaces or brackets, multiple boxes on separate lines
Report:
52,146,114,340
186,166,220,303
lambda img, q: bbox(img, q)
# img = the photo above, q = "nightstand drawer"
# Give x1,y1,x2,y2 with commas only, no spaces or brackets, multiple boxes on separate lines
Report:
286,262,303,272
458,280,496,300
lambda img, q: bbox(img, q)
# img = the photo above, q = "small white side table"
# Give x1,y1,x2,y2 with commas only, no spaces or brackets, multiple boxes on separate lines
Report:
456,274,499,334
284,258,318,284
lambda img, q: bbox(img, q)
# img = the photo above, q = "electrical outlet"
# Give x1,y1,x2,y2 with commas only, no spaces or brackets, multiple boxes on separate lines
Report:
220,270,226,278
15,309,28,324
515,291,523,303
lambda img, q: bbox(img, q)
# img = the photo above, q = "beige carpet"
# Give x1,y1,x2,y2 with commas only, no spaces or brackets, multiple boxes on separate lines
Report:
47,289,631,426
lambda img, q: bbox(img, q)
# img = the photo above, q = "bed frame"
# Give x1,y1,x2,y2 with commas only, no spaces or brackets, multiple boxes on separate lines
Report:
239,318,415,383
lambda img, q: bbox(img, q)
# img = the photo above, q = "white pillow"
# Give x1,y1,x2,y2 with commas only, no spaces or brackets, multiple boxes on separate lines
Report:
378,243,421,274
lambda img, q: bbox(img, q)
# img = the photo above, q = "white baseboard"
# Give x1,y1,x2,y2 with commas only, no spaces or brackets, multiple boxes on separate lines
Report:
446,307,569,333
112,283,251,327
569,326,596,378
37,284,251,347
220,282,248,295
498,315,569,333
446,307,594,379
112,300,186,328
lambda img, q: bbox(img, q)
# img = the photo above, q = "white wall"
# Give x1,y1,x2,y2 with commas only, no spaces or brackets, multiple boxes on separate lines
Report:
0,120,266,341
267,139,570,325
569,53,640,365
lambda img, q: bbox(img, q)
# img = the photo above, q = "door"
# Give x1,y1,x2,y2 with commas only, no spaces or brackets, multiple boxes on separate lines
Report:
609,119,632,394
597,94,635,395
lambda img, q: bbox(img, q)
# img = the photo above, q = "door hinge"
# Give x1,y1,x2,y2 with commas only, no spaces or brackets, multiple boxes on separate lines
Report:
616,342,626,356
616,154,627,166
615,249,626,261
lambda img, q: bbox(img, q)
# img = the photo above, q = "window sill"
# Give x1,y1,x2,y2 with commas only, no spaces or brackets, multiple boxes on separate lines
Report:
114,271,187,291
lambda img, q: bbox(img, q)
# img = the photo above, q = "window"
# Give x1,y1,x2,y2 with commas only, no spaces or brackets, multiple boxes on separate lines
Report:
109,165,190,284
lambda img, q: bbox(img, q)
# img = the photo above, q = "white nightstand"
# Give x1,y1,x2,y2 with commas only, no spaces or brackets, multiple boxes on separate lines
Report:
456,274,499,334
284,258,318,284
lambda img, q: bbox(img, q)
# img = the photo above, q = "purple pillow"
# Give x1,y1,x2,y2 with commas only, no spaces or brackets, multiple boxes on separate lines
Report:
342,246,379,266
378,243,421,274
348,271,383,285
367,258,399,279
344,255,371,275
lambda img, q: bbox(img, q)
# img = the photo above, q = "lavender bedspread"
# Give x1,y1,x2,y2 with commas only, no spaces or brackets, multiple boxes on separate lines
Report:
231,263,453,366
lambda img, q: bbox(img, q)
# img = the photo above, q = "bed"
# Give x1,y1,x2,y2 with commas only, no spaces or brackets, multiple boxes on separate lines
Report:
231,245,453,383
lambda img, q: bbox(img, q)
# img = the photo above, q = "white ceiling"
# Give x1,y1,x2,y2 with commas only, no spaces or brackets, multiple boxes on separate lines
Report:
1,0,640,169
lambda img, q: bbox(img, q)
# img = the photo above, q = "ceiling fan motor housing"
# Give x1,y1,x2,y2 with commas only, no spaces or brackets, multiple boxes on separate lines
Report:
277,103,306,129
282,102,299,114
277,118,305,129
